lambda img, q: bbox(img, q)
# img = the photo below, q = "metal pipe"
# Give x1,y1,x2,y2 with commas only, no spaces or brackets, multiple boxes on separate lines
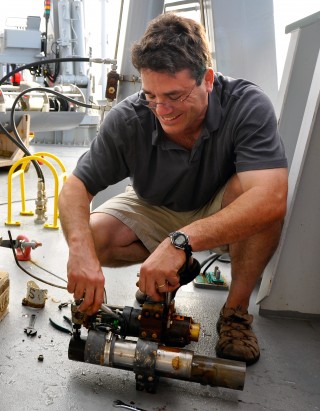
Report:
100,0,107,100
57,0,74,76
69,330,246,391
114,0,125,61
71,0,87,76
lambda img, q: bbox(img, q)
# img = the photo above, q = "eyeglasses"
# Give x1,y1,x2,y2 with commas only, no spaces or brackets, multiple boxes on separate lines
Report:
138,83,196,109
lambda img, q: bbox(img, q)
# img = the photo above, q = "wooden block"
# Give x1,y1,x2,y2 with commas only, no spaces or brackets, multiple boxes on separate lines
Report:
0,114,30,168
0,271,9,321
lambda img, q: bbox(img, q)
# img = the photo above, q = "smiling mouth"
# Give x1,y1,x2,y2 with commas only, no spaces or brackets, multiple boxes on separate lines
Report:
160,114,181,122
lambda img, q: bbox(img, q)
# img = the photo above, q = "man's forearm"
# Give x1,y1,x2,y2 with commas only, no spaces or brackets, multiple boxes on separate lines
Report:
58,174,94,248
182,174,288,252
58,174,105,314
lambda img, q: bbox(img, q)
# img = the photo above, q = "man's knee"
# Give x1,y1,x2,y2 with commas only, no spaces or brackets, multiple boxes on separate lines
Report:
90,212,137,248
90,212,149,266
90,212,113,246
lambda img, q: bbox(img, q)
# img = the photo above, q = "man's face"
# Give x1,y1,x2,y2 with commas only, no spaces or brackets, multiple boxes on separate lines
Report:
140,68,213,140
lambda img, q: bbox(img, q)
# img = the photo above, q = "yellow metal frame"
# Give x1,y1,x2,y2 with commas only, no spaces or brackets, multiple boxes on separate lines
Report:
5,152,67,229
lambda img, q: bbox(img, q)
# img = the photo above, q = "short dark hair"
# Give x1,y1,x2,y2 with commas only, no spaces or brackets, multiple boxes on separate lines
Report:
131,13,212,85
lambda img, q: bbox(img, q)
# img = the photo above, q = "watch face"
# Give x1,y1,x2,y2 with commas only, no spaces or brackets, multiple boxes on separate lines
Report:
175,233,186,246
170,231,189,249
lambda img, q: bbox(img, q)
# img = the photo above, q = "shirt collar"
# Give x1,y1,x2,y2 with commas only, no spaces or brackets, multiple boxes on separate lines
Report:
205,86,222,132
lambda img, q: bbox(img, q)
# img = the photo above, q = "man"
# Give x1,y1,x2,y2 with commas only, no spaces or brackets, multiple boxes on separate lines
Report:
58,13,288,365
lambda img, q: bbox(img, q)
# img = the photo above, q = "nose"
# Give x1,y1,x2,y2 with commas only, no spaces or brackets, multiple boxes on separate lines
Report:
153,102,174,114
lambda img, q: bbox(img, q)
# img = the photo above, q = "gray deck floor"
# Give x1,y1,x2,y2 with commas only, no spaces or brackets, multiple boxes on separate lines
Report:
0,144,319,411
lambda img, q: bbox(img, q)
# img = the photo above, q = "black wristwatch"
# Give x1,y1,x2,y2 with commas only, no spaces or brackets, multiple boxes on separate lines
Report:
169,231,193,260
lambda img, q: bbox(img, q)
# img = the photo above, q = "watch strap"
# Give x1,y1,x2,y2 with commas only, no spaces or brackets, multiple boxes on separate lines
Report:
184,243,193,260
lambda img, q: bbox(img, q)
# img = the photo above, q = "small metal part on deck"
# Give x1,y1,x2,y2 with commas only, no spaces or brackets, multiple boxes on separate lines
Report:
113,400,147,411
24,314,37,336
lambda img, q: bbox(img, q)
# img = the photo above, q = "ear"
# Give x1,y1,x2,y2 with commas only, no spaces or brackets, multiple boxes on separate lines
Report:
204,68,214,92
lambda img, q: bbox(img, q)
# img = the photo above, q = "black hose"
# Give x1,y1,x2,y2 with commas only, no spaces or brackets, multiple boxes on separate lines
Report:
1,84,99,180
0,57,104,190
0,57,90,87
202,254,221,275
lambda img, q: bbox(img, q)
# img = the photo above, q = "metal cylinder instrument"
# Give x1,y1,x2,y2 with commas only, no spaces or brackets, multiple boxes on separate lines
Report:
69,330,245,392
68,297,246,393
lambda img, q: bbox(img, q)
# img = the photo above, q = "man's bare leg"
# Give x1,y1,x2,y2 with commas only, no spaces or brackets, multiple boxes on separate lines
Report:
90,213,150,267
216,175,283,364
226,222,282,311
222,174,283,310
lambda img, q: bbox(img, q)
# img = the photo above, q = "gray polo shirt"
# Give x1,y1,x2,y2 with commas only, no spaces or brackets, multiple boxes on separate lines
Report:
73,73,287,212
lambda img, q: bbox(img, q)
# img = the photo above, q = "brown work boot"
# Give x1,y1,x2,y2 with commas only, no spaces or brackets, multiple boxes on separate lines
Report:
215,305,260,365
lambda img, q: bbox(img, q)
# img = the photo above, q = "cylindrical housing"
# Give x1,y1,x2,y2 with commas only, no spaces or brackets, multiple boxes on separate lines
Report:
111,339,136,370
69,330,245,390
190,355,245,391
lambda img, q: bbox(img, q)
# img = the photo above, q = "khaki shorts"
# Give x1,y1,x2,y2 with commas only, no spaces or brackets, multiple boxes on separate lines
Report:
92,185,228,253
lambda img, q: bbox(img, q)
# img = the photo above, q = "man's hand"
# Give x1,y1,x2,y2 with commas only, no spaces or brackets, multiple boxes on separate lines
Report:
59,174,105,315
139,238,185,301
66,249,105,315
